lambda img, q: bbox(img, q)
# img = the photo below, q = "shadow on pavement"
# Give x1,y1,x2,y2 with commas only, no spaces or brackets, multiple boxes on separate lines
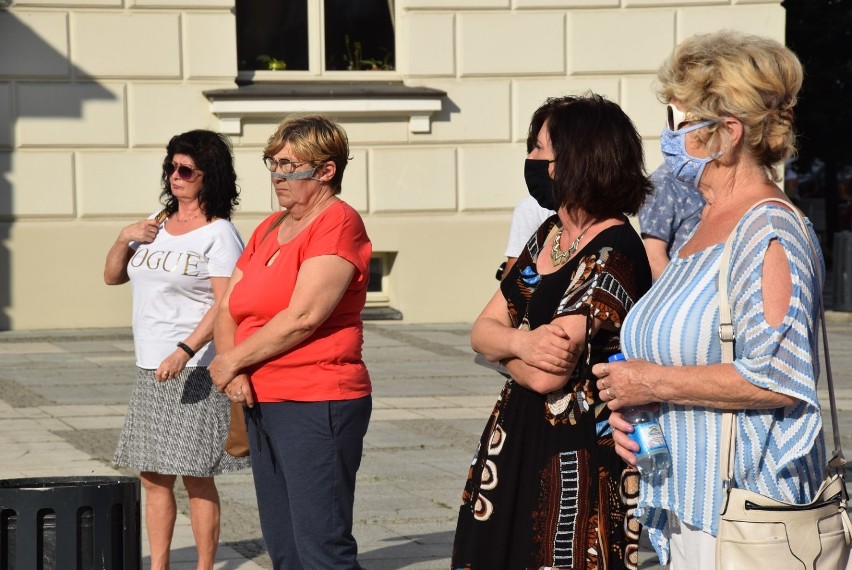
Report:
145,544,266,570
360,530,454,569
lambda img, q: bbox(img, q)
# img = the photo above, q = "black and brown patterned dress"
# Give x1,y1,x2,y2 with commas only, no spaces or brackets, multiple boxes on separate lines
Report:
452,217,651,570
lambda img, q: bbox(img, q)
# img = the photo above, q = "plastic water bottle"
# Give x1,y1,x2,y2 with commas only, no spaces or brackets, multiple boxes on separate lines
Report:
607,353,670,477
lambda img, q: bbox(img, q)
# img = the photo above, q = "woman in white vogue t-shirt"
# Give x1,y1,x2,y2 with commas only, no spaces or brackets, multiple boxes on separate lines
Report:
103,130,249,570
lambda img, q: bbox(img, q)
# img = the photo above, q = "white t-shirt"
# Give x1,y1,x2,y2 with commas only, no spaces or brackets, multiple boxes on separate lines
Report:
504,195,554,257
127,216,244,368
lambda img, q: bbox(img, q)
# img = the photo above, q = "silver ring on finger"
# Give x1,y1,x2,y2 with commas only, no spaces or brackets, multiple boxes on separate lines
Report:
234,391,242,397
607,388,614,400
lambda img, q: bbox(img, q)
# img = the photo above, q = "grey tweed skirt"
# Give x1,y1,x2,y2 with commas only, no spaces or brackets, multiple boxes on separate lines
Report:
114,367,250,477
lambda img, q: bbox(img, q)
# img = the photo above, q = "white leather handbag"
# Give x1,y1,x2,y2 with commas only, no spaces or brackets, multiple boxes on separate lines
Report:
715,198,852,570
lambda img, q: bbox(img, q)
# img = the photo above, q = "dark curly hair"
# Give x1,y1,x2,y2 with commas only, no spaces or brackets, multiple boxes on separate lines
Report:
526,93,652,218
159,130,240,220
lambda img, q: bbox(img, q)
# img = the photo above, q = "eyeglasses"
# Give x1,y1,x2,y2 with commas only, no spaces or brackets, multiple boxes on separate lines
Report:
165,162,203,182
263,156,315,173
666,104,702,131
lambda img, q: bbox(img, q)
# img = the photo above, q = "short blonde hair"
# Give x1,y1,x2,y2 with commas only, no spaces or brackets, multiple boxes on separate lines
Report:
264,114,350,193
657,30,803,180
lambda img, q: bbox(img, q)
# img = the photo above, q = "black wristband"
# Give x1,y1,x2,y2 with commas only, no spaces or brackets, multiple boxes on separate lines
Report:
176,342,196,358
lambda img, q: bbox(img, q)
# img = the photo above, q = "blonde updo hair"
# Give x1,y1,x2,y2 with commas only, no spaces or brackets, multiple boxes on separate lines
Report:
657,30,803,181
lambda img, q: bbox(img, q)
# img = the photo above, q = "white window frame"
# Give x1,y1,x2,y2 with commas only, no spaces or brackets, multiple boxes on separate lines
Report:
366,252,392,308
237,0,399,84
205,84,444,136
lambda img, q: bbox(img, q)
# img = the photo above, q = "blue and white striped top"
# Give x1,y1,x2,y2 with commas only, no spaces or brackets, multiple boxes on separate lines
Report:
621,204,826,564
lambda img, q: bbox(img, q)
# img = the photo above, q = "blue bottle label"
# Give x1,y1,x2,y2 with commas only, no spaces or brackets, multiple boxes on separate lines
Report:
629,422,667,454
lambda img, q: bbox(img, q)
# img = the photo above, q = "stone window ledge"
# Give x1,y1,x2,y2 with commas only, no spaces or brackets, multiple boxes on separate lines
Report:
203,82,446,135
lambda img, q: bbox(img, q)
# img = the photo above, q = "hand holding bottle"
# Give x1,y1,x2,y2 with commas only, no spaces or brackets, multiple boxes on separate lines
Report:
605,353,670,477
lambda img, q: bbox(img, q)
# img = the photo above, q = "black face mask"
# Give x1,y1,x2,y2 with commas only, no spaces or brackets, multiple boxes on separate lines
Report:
524,159,556,211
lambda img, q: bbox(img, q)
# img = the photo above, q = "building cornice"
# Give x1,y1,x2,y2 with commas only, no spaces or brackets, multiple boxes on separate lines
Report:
203,82,446,135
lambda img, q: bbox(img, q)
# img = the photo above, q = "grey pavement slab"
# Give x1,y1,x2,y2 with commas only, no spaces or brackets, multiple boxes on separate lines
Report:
2,318,852,569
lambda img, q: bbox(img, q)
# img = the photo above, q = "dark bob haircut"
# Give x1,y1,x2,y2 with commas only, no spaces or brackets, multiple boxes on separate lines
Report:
526,93,652,218
159,130,240,220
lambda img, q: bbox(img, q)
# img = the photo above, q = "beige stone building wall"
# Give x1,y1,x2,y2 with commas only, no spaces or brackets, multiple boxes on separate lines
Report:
0,0,785,330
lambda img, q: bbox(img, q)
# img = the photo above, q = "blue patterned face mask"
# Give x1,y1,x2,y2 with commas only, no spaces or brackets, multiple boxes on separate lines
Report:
660,120,722,189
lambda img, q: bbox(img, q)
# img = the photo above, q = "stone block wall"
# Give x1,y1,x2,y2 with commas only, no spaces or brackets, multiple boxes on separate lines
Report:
0,0,785,329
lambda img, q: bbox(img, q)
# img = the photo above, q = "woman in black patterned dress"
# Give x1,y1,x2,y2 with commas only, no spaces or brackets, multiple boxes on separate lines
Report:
452,94,652,570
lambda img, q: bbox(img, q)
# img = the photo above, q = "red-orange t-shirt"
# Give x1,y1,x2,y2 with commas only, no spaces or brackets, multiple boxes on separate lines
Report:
229,201,372,402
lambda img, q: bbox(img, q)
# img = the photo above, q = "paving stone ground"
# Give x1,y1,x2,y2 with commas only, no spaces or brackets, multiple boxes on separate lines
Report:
2,318,852,569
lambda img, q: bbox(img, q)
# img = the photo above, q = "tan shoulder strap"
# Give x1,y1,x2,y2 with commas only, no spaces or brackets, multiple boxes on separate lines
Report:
260,211,288,244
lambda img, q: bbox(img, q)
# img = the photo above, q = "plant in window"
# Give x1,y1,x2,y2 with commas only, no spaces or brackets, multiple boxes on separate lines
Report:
257,55,287,71
342,35,393,71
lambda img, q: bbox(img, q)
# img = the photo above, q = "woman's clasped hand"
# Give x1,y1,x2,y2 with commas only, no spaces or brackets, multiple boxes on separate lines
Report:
514,322,578,373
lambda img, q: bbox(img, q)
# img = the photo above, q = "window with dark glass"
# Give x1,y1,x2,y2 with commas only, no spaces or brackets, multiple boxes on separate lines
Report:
324,0,395,71
236,0,308,71
235,0,395,73
367,256,384,293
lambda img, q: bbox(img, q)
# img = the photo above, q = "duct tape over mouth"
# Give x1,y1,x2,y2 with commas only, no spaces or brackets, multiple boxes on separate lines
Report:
271,169,316,181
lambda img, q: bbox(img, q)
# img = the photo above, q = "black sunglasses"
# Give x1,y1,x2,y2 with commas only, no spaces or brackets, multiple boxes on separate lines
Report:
165,162,203,182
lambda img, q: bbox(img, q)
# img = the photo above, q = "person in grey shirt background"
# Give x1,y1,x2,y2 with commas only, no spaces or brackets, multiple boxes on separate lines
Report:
638,162,705,280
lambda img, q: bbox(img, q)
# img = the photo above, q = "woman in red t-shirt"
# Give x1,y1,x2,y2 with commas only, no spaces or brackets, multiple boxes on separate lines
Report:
210,115,372,569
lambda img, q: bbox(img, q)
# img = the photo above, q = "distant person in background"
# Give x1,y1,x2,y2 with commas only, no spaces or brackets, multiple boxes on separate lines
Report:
784,157,800,202
104,130,248,570
500,196,554,279
637,162,705,280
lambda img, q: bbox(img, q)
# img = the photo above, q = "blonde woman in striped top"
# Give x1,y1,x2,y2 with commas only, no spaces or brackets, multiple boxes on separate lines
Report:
592,31,825,570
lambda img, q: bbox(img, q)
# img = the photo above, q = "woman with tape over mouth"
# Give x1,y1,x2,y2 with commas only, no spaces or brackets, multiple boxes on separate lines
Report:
209,114,372,569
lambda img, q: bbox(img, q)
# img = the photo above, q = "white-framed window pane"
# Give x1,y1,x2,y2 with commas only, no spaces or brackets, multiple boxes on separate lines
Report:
366,252,394,307
367,255,384,294
324,0,395,71
236,0,309,71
